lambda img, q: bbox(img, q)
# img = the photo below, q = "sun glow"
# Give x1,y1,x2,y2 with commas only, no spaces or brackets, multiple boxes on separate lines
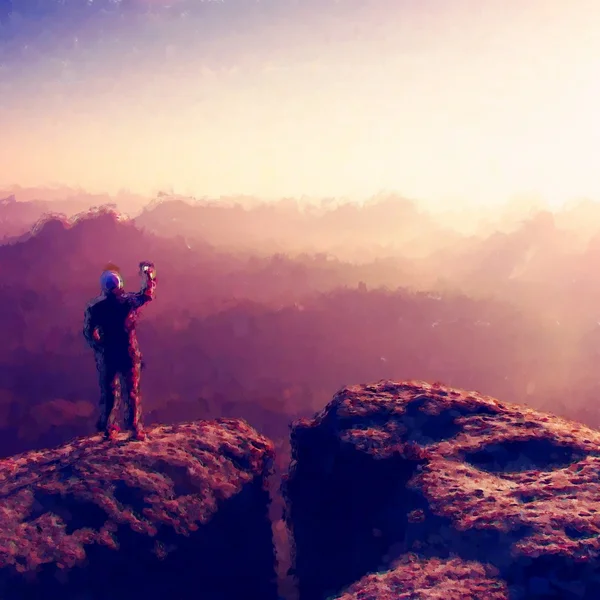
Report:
2,0,600,212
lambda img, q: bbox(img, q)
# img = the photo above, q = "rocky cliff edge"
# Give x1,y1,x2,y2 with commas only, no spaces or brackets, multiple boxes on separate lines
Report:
283,380,600,600
0,419,277,600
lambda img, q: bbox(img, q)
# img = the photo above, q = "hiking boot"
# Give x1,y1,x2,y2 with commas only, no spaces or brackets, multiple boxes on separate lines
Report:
104,425,120,441
133,427,147,442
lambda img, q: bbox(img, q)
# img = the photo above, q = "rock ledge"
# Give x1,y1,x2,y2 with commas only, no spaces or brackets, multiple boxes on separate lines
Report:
0,419,277,600
284,380,600,600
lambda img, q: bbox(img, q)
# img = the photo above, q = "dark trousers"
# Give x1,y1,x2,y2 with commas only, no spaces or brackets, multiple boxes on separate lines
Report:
95,352,143,432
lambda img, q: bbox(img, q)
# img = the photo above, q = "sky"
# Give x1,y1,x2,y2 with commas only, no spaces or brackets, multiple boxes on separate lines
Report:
1,0,600,211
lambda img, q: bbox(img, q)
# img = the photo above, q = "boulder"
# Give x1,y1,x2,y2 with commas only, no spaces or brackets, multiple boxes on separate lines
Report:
332,555,509,600
0,419,277,600
284,380,600,599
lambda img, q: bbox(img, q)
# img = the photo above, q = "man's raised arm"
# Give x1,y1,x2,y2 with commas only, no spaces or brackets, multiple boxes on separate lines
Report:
129,261,157,309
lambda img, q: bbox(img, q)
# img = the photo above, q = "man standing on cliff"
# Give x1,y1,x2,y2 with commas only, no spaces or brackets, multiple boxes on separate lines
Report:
84,261,157,442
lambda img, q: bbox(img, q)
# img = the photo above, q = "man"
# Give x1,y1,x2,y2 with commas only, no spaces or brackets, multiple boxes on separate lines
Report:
83,261,157,441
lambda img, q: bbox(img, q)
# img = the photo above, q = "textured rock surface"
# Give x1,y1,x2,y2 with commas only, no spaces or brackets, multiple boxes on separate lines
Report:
284,380,600,600
0,419,277,600
332,555,509,600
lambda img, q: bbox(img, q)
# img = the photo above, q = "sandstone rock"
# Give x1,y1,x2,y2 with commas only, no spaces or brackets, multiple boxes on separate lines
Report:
284,380,600,600
332,555,509,600
0,419,277,600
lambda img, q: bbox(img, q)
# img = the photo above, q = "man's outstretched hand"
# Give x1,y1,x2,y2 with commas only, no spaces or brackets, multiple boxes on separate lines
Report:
139,261,156,278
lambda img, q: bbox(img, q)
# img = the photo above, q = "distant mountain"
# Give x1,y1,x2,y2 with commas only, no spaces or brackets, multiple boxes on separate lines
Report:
135,194,462,261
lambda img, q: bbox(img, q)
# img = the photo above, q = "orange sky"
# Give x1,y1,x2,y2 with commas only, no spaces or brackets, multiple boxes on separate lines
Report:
1,0,599,210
